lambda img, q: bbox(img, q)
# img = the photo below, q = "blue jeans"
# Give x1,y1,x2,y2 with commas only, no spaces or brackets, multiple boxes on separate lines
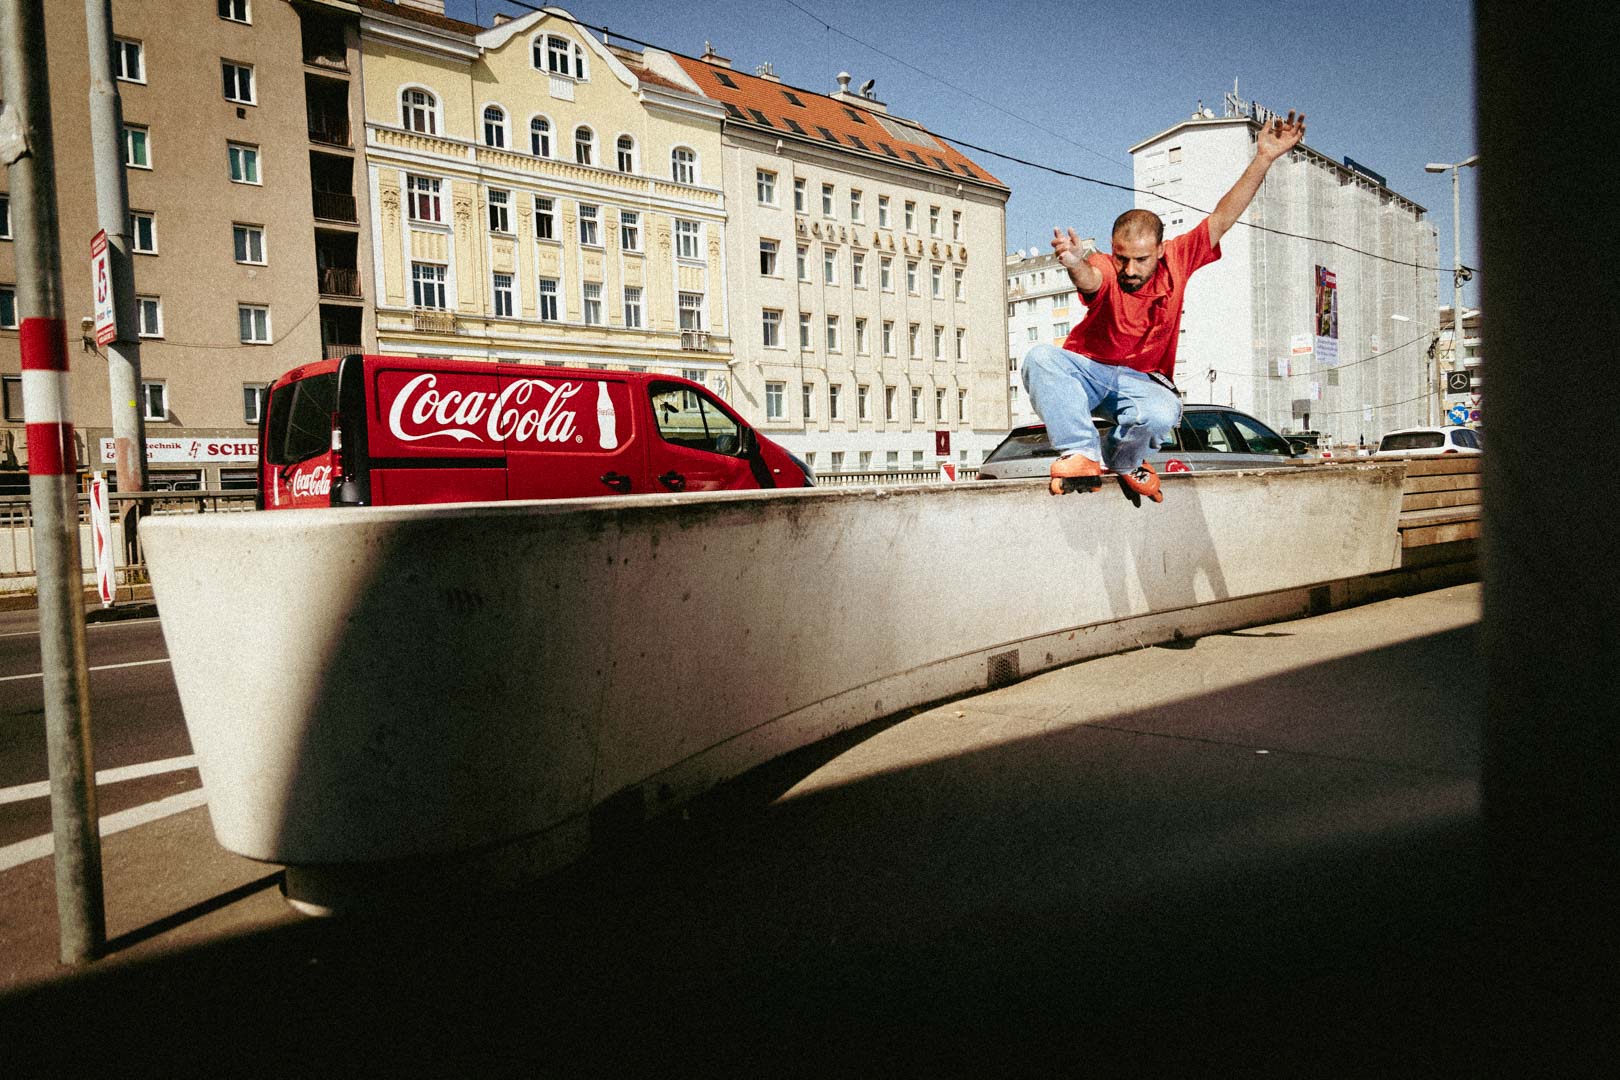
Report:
1020,344,1182,472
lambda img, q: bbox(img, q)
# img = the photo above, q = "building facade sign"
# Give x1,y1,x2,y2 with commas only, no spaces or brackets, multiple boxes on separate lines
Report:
99,438,258,464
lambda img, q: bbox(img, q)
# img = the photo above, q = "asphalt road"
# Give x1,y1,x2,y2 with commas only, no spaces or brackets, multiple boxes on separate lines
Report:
0,611,197,857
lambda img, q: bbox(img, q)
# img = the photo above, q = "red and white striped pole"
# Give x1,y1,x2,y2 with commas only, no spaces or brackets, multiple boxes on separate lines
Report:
2,0,106,963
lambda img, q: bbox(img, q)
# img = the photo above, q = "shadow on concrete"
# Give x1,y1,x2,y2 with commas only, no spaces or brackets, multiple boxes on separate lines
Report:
0,625,1498,1076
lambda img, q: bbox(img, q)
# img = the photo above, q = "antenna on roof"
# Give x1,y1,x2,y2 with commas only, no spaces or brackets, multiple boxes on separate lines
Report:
859,78,875,96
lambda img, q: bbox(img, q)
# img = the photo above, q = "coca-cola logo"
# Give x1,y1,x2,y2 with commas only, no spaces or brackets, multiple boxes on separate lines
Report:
291,464,332,498
386,374,582,446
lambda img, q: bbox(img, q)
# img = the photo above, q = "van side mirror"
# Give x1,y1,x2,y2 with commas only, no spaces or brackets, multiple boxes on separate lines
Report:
737,426,758,457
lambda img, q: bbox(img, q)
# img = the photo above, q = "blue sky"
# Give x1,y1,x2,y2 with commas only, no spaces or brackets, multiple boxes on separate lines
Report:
446,0,1480,307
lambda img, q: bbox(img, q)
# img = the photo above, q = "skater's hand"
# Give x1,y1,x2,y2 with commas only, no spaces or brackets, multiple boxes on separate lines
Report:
1052,227,1102,293
1256,110,1306,161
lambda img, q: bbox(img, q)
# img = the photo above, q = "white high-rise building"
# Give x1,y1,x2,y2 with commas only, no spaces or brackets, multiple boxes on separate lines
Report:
1130,100,1440,443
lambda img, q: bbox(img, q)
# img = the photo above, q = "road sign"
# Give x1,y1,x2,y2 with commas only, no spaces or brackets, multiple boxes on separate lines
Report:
1447,403,1470,425
1445,371,1471,394
938,462,956,482
90,230,116,346
90,473,115,607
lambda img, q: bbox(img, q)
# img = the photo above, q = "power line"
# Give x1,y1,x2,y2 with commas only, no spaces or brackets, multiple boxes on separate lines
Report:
1209,329,1436,380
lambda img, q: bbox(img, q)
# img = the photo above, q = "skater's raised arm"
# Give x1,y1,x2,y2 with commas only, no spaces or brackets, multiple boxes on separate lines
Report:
1207,110,1305,247
1052,227,1103,296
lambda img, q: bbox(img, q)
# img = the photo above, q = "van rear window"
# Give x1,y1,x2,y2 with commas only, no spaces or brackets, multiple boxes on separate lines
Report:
265,373,338,466
1379,431,1445,452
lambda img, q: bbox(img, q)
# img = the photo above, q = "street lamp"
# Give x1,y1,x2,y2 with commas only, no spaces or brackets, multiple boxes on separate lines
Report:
1425,155,1480,425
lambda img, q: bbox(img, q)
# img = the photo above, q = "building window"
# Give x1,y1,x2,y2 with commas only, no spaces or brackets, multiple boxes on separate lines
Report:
1052,321,1068,338
412,262,446,309
830,451,843,473
623,286,643,329
823,247,837,284
829,383,843,421
880,256,893,291
493,273,514,318
232,223,264,264
850,189,863,222
123,125,150,169
1027,326,1039,342
857,384,869,421
933,325,944,358
878,195,890,228
114,38,144,83
955,326,966,359
142,381,167,421
911,386,922,421
802,383,813,420
821,183,834,216
909,322,921,358
678,292,703,331
3,375,23,420
129,211,157,254
538,35,587,79
0,193,9,238
766,381,784,420
488,188,510,233
929,205,941,237
954,267,965,300
578,203,599,246
952,209,962,241
227,142,259,184
528,116,552,157
904,200,916,231
407,175,441,222
852,251,866,288
219,0,250,24
402,89,437,135
793,178,805,213
534,195,555,240
238,303,271,343
0,285,15,330
882,319,895,356
797,244,809,281
935,387,946,420
136,295,162,337
884,385,896,422
574,127,594,166
222,61,255,104
759,238,778,276
537,278,558,321
616,135,636,173
931,264,943,298
907,260,919,294
242,384,267,425
671,147,697,184
675,219,701,260
582,282,602,325
859,450,872,470
798,311,811,349
855,317,868,354
957,388,967,421
620,210,640,252
483,105,507,148
756,169,776,204
826,314,840,352
762,308,781,348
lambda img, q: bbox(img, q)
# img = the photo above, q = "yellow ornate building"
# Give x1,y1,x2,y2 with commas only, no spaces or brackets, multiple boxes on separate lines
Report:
360,5,732,378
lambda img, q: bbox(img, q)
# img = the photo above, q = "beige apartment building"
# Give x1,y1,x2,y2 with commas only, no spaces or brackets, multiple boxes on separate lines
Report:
0,0,376,491
359,4,734,380
660,51,1011,474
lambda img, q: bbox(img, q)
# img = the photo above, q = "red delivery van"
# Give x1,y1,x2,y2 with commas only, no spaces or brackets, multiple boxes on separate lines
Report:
257,354,813,509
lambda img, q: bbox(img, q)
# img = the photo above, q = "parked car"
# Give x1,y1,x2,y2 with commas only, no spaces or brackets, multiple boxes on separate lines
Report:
258,354,813,509
1372,426,1482,457
977,404,1301,481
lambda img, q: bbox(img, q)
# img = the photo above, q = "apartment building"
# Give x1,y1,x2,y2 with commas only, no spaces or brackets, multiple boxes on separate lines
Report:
358,4,733,380
1130,98,1439,442
0,0,375,490
1004,248,1088,428
660,51,1011,475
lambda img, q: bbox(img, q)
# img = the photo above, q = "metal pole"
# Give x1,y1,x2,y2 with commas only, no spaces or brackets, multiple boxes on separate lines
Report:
0,0,107,964
1450,165,1465,426
85,0,146,590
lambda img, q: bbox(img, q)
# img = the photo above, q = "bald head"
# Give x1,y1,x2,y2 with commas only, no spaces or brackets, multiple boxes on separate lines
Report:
1112,209,1164,245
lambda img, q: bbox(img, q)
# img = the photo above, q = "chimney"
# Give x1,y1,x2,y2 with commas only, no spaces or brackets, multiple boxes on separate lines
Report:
493,13,510,26
836,71,852,95
755,62,781,83
700,40,732,69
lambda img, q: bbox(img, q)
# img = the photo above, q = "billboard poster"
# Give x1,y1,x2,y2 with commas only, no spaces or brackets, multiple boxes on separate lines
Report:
1314,265,1339,366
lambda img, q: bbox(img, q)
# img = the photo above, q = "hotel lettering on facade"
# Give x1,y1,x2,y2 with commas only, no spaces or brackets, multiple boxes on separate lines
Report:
1,0,1008,488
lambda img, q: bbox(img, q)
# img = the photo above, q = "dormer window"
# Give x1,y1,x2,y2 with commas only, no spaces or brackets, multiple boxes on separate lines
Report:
536,34,587,80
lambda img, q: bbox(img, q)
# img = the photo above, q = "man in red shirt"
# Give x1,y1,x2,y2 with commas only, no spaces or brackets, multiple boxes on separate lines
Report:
1023,110,1306,500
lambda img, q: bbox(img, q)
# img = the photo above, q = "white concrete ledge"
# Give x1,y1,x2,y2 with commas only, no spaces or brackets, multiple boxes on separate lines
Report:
142,464,1406,899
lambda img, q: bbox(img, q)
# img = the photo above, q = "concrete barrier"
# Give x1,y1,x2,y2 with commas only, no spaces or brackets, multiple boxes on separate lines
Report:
142,464,1407,909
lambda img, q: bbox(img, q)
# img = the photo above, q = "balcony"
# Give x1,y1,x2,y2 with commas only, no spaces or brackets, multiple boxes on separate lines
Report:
313,190,357,223
318,267,362,298
322,342,361,360
308,111,351,148
680,329,710,352
413,310,457,334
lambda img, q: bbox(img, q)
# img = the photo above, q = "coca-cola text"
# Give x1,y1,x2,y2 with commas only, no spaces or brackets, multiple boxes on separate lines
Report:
386,374,583,446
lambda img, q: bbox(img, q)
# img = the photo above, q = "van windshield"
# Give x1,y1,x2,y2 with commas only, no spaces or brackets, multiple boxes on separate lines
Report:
265,373,338,466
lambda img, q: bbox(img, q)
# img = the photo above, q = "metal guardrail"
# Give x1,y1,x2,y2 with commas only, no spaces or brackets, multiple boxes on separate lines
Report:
813,467,978,486
1,490,257,596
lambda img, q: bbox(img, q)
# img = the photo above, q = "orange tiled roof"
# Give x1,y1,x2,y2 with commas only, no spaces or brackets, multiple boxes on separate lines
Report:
353,0,484,36
669,56,1004,189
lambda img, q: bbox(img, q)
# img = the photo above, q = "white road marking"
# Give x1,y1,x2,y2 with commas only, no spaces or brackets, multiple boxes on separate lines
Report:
0,657,171,683
0,618,160,639
0,788,209,872
0,754,199,806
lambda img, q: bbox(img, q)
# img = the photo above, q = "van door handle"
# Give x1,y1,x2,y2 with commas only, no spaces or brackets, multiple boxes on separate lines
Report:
658,470,686,492
600,471,632,493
